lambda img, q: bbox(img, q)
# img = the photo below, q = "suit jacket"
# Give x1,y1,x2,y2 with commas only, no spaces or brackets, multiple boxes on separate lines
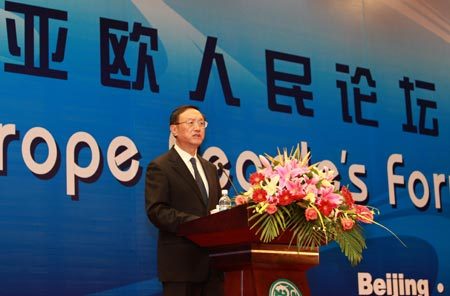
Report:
145,147,221,282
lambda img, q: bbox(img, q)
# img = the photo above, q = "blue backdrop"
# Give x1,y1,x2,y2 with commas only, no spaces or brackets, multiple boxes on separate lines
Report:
0,0,449,295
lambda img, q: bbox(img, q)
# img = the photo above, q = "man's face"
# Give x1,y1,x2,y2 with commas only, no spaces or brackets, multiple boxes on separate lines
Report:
170,108,206,153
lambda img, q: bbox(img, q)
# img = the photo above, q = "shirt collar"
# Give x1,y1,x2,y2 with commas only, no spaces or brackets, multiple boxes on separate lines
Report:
174,144,198,163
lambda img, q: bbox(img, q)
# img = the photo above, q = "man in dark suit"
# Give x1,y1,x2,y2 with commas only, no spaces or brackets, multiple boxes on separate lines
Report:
145,105,224,296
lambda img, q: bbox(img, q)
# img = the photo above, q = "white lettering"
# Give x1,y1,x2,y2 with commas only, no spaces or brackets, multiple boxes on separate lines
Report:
22,127,58,175
349,164,368,202
432,174,446,210
66,132,100,197
236,150,260,191
107,136,139,183
318,159,340,189
387,154,405,206
358,272,373,295
202,146,229,189
417,279,429,296
373,278,386,295
408,171,429,208
358,272,430,296
0,123,17,172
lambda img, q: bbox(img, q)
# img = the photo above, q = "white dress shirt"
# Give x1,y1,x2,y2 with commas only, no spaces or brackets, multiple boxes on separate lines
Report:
173,144,209,197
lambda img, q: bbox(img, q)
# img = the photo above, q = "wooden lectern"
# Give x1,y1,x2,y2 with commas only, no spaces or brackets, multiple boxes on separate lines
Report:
178,205,319,296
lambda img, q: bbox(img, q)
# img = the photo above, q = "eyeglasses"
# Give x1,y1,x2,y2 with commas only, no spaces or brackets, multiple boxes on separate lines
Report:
175,120,208,129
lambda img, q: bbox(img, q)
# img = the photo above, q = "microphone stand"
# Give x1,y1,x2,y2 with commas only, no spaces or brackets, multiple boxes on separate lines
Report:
218,162,240,196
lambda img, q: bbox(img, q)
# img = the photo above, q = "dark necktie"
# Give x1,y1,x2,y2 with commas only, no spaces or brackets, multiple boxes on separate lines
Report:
190,157,208,205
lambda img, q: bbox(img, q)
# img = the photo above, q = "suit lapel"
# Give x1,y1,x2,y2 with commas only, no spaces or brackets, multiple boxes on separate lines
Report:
198,157,217,208
168,148,208,207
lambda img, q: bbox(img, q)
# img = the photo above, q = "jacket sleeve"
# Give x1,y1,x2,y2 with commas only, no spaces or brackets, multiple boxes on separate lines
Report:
145,161,199,233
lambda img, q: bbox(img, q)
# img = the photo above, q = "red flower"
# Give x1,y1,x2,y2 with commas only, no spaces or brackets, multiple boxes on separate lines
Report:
292,192,306,201
277,189,294,206
341,186,354,208
355,205,374,224
252,188,267,203
341,217,355,231
317,198,337,217
266,204,278,214
235,195,249,205
305,207,318,221
249,172,265,185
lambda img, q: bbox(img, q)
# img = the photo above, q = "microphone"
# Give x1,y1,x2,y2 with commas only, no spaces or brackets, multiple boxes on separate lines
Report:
218,162,240,196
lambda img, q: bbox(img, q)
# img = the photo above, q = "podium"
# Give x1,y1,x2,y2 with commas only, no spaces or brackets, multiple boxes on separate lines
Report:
178,205,319,296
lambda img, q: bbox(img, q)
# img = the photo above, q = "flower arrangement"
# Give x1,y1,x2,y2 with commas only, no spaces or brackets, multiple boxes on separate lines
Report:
235,145,402,266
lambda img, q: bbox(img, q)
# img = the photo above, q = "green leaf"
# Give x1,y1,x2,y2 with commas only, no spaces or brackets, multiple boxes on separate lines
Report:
246,202,369,266
248,205,289,243
334,224,366,266
286,204,325,249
